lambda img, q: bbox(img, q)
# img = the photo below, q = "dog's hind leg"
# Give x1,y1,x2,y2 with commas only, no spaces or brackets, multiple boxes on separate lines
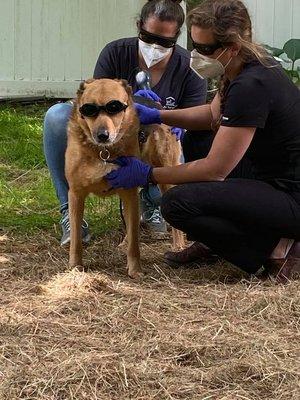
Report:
69,190,86,269
119,188,142,279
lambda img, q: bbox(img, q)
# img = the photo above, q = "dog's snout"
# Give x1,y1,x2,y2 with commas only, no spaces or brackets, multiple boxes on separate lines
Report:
97,128,109,143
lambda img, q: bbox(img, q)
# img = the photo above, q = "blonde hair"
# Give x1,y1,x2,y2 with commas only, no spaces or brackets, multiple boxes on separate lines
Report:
187,0,276,129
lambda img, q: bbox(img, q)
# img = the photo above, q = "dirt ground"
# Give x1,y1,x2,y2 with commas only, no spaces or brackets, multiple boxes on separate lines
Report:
0,230,299,399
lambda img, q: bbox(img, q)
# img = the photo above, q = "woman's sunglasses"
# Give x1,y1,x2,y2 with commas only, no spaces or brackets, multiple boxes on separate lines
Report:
138,28,178,48
191,38,223,56
79,100,128,118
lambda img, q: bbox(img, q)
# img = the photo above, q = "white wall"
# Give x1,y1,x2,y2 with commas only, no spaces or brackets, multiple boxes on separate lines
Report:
0,0,146,98
0,0,298,98
244,0,300,48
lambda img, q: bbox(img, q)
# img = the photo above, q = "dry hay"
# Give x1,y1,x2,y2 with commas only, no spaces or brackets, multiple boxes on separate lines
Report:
0,230,299,400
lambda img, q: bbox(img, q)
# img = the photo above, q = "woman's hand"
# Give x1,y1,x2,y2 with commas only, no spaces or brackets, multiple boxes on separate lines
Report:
134,89,161,103
134,103,162,125
171,127,185,141
106,156,153,189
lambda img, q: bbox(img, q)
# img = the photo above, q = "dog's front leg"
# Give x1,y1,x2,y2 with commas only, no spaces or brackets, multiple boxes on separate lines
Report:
69,190,85,268
119,188,142,279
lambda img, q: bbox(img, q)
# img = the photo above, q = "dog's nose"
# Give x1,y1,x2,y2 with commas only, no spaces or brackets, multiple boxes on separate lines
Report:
97,128,109,143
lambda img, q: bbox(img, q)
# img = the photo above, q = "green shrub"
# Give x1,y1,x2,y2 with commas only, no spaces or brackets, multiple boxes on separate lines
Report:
265,39,300,86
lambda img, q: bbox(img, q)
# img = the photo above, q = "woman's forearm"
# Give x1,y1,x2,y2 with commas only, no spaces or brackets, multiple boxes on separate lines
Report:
151,125,256,185
152,158,224,185
160,104,213,130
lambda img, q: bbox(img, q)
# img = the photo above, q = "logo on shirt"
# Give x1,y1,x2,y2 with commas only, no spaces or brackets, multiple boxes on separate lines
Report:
164,96,177,109
222,116,229,121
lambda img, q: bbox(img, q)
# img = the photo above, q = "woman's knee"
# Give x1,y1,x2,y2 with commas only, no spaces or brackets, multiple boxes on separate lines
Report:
161,185,188,224
44,103,72,137
161,182,215,226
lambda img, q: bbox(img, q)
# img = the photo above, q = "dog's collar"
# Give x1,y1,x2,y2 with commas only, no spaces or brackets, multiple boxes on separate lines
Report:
99,147,111,163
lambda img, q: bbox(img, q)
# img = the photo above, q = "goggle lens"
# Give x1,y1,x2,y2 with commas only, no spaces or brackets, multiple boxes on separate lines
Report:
79,100,128,117
138,28,178,48
192,39,222,56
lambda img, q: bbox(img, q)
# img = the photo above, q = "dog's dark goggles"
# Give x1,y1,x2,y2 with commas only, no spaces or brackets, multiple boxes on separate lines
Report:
79,100,128,117
138,28,178,48
191,38,222,56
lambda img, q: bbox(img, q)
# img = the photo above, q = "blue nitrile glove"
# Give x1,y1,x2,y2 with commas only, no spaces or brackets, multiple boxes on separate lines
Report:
106,156,153,189
171,127,185,141
134,103,162,125
134,89,161,103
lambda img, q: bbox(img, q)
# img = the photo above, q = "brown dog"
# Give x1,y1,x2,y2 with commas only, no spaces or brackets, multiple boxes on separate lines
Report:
65,78,142,278
65,78,184,278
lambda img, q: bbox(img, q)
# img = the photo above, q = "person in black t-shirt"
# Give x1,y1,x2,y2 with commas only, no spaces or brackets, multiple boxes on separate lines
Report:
106,0,300,283
43,0,207,246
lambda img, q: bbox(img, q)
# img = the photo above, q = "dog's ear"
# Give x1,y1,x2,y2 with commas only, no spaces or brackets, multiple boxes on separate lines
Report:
77,81,86,97
85,78,95,85
118,79,133,97
77,79,95,97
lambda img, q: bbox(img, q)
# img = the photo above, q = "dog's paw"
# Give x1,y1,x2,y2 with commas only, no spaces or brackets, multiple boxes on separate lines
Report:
128,269,144,280
69,264,85,272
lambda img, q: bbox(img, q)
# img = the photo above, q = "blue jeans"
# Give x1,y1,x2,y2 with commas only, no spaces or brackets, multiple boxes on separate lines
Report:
43,103,72,213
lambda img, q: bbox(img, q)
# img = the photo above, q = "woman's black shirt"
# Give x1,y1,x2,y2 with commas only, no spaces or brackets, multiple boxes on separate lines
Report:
221,60,300,197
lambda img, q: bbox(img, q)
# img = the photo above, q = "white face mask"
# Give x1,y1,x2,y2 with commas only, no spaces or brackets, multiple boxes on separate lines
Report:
190,48,232,79
139,39,172,68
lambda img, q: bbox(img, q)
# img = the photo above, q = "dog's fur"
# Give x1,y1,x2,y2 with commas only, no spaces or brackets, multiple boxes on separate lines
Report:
65,78,184,279
140,123,185,249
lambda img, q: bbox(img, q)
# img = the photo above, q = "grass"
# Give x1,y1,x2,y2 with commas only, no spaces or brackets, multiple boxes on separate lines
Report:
0,102,120,235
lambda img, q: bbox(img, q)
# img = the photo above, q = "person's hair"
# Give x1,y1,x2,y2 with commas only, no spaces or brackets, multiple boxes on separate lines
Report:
139,0,185,32
187,0,275,127
186,0,272,66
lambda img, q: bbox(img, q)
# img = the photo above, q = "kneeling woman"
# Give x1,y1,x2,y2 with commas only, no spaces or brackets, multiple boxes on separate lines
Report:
106,0,300,282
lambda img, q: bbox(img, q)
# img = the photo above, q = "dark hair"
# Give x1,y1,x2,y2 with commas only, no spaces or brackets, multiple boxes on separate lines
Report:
139,0,185,32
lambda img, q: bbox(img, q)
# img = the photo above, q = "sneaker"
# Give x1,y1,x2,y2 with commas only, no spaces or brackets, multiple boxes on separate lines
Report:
142,207,167,233
140,187,167,233
60,211,91,246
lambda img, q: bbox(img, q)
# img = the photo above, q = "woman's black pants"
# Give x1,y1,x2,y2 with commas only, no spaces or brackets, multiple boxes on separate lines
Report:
161,131,300,274
171,131,300,273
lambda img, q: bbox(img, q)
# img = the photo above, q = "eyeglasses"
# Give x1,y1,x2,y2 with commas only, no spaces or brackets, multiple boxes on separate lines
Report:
191,38,223,56
138,28,178,48
79,100,128,117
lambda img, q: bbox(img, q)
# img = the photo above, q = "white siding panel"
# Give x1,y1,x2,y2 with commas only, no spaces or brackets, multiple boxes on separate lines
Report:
292,0,300,38
244,0,299,47
48,0,66,81
64,0,82,81
15,0,32,80
116,0,139,39
273,0,293,48
0,0,14,80
0,0,299,97
31,0,49,81
99,0,118,50
80,0,100,78
255,0,275,45
243,0,257,37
